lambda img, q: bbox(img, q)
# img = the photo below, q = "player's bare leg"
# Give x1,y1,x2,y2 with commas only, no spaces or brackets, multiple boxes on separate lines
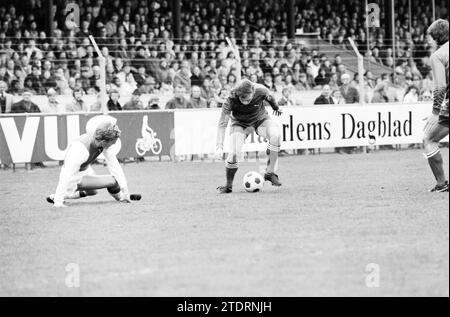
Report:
46,190,97,204
257,120,282,186
46,175,115,204
217,127,246,193
423,115,449,192
78,175,129,201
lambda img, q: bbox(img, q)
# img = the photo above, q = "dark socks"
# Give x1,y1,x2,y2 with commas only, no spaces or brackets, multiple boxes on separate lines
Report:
226,167,238,188
107,182,121,194
428,152,447,185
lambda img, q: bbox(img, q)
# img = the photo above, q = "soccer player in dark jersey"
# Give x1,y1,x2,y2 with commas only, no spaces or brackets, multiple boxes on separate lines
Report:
46,116,134,207
216,79,283,193
423,19,449,192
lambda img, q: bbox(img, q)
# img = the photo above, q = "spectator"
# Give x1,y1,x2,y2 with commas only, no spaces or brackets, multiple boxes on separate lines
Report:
215,88,231,108
331,89,346,104
314,68,330,87
80,66,94,93
173,60,191,90
24,65,44,95
131,46,149,72
146,95,161,110
160,77,174,95
55,68,71,95
9,88,46,167
273,74,284,94
46,88,62,113
328,73,340,90
385,74,402,102
105,12,120,36
155,59,171,86
371,82,390,103
117,63,132,85
0,66,10,83
107,89,122,111
42,69,57,91
340,74,360,104
314,85,334,105
110,76,122,92
10,90,40,113
412,74,423,92
261,73,274,90
90,94,103,112
403,85,420,103
8,79,23,95
190,66,203,87
420,89,433,102
278,87,294,106
66,89,88,112
134,66,147,87
0,81,13,113
166,85,190,109
188,85,207,108
139,76,158,94
309,55,321,78
200,76,215,102
365,71,377,89
208,99,218,108
121,73,138,96
123,89,144,110
295,73,312,90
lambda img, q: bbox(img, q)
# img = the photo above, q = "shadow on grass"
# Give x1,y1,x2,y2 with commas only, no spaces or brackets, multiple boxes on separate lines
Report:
67,200,123,207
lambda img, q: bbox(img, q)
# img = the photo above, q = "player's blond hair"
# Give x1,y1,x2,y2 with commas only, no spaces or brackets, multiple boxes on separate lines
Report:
232,79,254,98
95,123,121,143
427,19,449,46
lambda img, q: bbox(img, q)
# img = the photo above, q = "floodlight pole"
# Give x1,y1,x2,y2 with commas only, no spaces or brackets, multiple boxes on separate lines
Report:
348,38,365,106
365,0,371,73
432,0,436,20
226,37,242,83
172,0,181,42
287,0,295,40
391,0,396,78
89,35,108,114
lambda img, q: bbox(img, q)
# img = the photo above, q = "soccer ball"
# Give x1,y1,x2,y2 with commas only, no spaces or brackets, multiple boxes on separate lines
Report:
243,171,264,192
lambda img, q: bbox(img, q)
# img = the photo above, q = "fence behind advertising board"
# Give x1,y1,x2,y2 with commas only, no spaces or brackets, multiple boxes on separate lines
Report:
3,88,410,113
0,111,174,164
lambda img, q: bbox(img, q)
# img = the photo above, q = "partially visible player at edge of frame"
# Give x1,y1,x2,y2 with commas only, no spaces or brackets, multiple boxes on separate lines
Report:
47,116,136,207
216,79,283,193
423,18,449,192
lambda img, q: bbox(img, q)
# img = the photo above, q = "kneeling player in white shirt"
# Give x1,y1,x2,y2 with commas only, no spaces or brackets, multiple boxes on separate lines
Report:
47,117,139,208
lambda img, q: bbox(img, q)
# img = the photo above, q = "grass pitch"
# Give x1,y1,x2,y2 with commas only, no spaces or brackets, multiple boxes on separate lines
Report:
0,149,448,296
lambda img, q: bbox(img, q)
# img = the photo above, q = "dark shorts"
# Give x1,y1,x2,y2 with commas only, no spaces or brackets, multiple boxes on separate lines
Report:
230,115,270,131
439,100,449,128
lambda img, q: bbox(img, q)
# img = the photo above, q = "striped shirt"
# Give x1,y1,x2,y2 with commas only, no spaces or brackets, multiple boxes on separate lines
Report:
430,41,449,114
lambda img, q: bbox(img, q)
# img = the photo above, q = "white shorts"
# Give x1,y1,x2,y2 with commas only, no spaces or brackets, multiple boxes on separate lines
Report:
65,166,96,196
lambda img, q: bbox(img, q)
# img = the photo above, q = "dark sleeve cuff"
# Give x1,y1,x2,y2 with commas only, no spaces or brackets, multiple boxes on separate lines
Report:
265,95,279,111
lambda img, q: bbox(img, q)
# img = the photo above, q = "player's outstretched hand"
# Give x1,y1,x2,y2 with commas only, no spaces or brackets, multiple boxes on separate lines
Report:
215,147,224,160
120,197,131,203
273,108,283,116
119,189,131,203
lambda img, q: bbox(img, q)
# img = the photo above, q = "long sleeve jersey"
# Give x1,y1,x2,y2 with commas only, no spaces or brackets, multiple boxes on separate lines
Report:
430,41,449,114
54,134,128,205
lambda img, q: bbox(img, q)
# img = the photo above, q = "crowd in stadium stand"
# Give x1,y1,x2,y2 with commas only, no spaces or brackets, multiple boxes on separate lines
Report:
0,0,448,113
